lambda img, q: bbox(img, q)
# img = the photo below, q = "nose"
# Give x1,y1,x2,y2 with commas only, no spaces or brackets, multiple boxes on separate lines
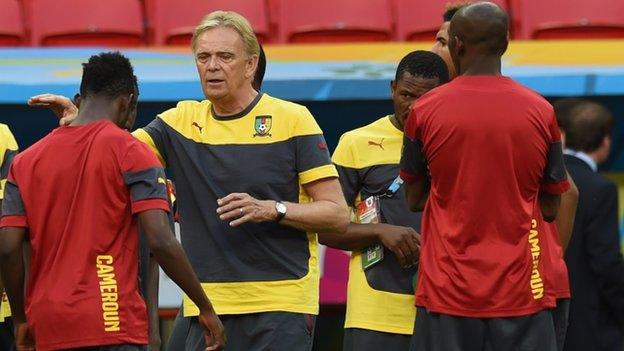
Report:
207,56,219,71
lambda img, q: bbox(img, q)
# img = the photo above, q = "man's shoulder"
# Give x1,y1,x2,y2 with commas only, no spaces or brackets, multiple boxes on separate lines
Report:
505,79,552,109
259,94,310,117
340,116,394,142
0,123,17,151
334,116,400,168
9,131,53,170
565,156,615,193
158,100,209,123
0,123,11,137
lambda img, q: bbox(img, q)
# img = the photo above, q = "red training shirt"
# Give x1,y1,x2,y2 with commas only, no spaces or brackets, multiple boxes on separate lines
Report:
400,76,570,317
0,120,169,350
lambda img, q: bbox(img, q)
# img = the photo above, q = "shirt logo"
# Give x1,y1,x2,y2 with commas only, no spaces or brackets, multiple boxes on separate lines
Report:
253,115,273,137
368,138,385,150
158,177,166,185
191,122,203,133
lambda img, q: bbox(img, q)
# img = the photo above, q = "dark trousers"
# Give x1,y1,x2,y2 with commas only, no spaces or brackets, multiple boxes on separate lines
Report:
410,307,557,351
172,311,315,351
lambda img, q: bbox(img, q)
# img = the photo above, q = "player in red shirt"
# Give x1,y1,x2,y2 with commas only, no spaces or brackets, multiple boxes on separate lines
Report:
430,3,580,350
401,3,569,350
0,52,225,351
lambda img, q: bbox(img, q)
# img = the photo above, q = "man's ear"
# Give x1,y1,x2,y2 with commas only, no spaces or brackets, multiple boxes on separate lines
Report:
456,37,465,57
246,54,259,80
73,94,81,108
390,80,397,98
116,94,132,116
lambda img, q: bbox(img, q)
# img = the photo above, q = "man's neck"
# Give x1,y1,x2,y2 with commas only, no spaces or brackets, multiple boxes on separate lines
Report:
71,99,115,126
388,114,403,132
211,88,258,116
460,55,502,76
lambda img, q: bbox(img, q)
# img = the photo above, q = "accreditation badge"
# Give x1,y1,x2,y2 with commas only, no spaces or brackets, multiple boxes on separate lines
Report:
357,196,384,270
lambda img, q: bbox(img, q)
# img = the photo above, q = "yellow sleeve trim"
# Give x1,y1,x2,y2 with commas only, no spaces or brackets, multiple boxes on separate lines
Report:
299,164,338,185
1,293,11,320
0,179,6,200
132,129,166,167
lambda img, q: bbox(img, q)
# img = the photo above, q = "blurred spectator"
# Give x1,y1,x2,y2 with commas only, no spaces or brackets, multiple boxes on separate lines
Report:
555,98,624,351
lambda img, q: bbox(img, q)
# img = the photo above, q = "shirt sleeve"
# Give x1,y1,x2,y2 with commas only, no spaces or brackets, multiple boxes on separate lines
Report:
293,106,338,184
132,113,173,167
122,141,171,214
0,169,27,228
541,110,570,195
400,109,428,183
0,125,19,200
331,134,360,207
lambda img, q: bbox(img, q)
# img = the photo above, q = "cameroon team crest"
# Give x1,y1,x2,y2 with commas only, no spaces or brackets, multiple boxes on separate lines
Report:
254,115,272,137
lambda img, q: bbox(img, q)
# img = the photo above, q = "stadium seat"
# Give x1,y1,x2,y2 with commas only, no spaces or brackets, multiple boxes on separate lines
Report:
25,0,144,46
146,0,271,46
512,0,624,39
0,0,27,46
395,0,509,41
277,0,394,43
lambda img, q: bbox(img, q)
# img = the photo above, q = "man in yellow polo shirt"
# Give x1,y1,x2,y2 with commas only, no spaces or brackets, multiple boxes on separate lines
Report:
29,10,349,351
320,51,449,350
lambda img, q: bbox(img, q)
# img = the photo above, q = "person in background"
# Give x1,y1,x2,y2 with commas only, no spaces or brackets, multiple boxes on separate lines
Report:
253,43,266,91
431,1,470,80
556,98,624,351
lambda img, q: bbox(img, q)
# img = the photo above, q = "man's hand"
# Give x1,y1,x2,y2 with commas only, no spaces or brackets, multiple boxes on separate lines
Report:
27,94,78,126
216,193,278,227
198,309,226,351
375,224,420,267
14,322,35,351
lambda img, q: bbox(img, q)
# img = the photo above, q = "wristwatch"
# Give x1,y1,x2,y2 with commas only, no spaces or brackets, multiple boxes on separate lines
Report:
275,201,287,222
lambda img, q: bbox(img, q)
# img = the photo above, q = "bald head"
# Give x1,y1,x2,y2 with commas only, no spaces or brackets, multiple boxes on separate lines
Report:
450,2,508,55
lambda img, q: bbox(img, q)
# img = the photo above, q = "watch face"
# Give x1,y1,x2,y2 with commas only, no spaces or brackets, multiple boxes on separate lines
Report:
276,202,287,214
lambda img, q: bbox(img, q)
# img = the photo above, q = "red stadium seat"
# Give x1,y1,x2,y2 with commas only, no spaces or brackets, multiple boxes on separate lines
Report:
0,0,27,45
146,0,271,46
395,0,509,41
277,0,393,43
25,0,144,46
512,0,624,39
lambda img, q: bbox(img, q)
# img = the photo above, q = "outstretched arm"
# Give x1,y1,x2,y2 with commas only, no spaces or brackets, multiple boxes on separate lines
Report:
139,210,226,351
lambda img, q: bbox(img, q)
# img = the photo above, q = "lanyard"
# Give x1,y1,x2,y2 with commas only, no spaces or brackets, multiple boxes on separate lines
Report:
381,175,404,198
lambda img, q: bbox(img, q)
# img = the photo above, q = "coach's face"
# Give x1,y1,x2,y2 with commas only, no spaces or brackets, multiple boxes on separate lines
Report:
194,27,257,103
431,22,457,79
391,72,440,129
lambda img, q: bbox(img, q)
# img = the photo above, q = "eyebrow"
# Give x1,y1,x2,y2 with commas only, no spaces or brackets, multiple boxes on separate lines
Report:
196,48,236,55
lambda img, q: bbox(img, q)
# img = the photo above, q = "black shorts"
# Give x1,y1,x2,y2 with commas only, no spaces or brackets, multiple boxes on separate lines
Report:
71,344,146,351
410,307,557,351
184,311,316,351
344,328,411,351
0,317,15,351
